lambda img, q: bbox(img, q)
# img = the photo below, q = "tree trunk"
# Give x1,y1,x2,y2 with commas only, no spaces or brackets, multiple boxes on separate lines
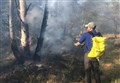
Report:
34,2,48,60
9,0,24,63
19,0,30,57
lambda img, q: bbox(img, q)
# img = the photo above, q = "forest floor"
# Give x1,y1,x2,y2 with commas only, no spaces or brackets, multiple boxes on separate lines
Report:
0,34,120,83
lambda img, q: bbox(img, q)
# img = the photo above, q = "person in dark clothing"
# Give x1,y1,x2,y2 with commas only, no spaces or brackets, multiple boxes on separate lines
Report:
74,22,101,83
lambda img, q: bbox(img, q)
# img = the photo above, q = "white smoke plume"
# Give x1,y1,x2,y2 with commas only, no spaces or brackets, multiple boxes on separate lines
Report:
25,0,81,55
42,0,75,55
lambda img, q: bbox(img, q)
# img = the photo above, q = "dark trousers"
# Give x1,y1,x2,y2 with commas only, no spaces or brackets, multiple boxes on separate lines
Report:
84,52,101,83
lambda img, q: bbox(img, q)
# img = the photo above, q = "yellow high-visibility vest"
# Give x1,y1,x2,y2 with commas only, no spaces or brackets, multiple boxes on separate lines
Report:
88,37,107,58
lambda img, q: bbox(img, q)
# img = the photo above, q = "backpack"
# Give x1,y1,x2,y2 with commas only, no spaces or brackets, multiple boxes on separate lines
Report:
88,36,107,58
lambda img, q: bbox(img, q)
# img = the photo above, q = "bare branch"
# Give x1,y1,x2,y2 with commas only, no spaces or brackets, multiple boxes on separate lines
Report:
25,3,32,16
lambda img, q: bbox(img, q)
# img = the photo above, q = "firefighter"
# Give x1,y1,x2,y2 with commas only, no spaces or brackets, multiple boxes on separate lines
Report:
74,22,101,83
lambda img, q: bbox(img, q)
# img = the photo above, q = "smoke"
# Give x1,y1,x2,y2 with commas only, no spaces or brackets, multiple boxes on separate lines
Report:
48,0,57,8
77,0,87,5
25,0,76,55
41,0,75,55
26,0,120,55
26,7,43,28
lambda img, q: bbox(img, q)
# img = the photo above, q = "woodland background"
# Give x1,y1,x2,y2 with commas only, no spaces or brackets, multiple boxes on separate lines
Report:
0,0,120,83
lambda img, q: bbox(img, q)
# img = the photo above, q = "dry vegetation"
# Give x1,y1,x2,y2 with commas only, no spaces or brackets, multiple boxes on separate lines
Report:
0,34,120,83
100,34,120,83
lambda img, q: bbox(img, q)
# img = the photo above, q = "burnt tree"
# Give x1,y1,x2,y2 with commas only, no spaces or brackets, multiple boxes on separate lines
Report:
9,0,24,63
9,0,32,63
34,2,48,60
19,0,30,57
